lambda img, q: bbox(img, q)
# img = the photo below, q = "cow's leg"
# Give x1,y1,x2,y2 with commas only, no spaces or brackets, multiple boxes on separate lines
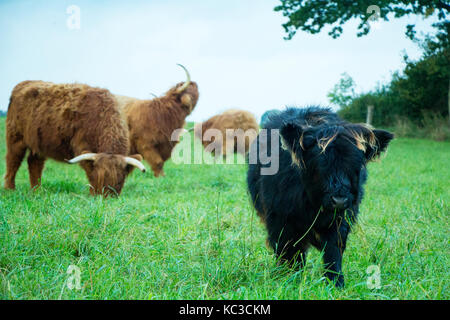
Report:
4,140,27,190
318,220,350,288
278,244,308,270
27,153,46,189
268,221,309,270
139,147,165,177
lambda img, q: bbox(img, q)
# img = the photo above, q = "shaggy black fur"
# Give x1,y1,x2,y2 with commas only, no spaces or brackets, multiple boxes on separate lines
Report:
247,107,393,287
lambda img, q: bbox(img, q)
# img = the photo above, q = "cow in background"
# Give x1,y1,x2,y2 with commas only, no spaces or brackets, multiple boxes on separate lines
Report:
115,65,199,177
194,109,259,156
4,80,146,197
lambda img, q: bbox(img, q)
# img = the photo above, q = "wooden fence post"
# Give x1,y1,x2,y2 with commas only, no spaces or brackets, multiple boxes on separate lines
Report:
448,77,450,124
366,105,374,126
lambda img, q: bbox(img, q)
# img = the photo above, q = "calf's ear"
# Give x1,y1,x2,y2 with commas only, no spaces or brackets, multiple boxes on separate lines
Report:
280,122,304,154
365,129,394,161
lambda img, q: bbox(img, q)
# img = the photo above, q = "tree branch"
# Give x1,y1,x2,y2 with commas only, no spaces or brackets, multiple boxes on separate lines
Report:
437,0,450,12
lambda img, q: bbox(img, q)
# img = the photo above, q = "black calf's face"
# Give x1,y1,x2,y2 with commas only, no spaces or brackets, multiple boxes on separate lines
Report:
281,122,393,212
301,137,363,211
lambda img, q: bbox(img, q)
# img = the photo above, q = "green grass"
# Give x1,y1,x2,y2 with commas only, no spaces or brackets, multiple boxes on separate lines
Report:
0,117,449,300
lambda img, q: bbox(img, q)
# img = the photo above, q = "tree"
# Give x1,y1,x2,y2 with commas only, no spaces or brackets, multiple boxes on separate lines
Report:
419,21,450,123
327,72,356,108
337,22,449,128
274,0,449,40
337,87,391,127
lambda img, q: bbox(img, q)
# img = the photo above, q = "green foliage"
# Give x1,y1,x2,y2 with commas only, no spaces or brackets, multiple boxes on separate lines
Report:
394,113,450,141
337,21,449,138
0,120,449,299
391,55,448,122
327,73,356,108
274,0,449,40
337,89,392,126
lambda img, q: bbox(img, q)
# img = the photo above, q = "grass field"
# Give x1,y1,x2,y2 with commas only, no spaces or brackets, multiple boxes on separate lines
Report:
0,117,448,300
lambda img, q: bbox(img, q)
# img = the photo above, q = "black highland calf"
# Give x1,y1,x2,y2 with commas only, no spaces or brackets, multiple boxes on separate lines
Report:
247,107,393,287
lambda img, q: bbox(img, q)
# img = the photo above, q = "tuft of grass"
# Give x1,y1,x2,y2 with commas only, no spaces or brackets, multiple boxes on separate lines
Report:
0,118,449,299
392,113,450,141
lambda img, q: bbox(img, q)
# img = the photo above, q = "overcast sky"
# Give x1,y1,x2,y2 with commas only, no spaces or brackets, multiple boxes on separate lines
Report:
0,0,438,121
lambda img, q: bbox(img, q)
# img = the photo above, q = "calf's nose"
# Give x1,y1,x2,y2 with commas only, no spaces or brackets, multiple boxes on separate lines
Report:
331,196,348,210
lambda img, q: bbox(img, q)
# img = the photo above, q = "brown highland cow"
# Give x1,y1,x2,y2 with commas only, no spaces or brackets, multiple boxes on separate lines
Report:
4,80,146,197
115,65,199,177
194,109,259,156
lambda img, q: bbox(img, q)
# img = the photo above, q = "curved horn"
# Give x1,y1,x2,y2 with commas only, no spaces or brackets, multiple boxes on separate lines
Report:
176,64,191,93
67,153,98,164
124,157,146,172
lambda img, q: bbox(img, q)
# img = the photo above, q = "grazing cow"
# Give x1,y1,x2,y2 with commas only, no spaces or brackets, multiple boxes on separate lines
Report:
247,107,393,287
115,65,199,177
194,109,259,156
4,80,146,197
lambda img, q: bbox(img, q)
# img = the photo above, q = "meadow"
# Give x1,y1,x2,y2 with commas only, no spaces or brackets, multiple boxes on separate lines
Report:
0,117,448,300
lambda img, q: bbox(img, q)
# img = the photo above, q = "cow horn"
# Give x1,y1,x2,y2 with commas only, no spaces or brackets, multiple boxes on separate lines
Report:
176,64,191,93
124,157,146,172
67,153,98,163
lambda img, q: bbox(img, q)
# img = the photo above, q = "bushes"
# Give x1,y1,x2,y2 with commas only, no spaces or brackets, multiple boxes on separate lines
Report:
392,113,450,141
336,22,449,141
337,51,449,129
337,89,396,127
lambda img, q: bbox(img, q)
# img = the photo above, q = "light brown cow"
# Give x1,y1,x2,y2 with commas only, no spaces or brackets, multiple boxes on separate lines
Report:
115,65,199,177
4,80,145,197
194,109,259,156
